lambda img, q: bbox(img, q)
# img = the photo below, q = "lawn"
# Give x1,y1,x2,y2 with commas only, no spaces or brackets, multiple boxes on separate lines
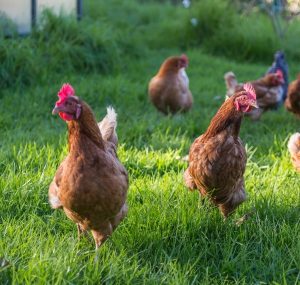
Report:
0,1,300,284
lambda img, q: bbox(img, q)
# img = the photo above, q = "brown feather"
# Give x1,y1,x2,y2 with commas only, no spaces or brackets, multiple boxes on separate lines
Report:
49,100,128,248
148,56,193,114
285,75,300,118
184,94,247,217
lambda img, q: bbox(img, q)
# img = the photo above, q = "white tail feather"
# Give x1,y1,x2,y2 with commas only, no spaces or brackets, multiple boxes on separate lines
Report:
98,106,118,145
224,71,238,99
48,181,63,209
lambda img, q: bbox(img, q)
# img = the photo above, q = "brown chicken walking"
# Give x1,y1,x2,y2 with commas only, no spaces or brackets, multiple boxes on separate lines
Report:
184,84,257,217
49,83,129,251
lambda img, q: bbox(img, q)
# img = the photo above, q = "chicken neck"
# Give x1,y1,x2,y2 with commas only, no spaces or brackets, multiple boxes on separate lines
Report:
67,101,104,152
202,97,243,141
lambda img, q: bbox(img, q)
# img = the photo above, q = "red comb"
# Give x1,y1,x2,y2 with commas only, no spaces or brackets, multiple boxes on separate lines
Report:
243,83,256,100
56,83,75,106
180,54,188,63
276,69,283,78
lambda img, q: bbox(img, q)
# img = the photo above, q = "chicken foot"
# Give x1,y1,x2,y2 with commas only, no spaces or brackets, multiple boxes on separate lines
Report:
77,224,88,241
91,222,113,261
92,204,128,261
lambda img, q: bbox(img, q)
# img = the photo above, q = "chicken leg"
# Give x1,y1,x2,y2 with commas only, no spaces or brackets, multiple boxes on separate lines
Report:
77,224,88,241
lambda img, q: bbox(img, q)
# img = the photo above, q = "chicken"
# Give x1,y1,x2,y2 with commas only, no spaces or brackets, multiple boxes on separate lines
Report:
285,75,300,118
287,133,300,172
49,83,129,250
266,51,289,103
224,70,284,120
148,54,193,114
184,84,258,217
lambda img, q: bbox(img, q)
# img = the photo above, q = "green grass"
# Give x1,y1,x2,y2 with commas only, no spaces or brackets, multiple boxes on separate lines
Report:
1,48,299,284
1,0,300,284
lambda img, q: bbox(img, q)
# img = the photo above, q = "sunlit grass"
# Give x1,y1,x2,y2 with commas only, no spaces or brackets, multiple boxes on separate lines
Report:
1,0,300,283
1,47,299,284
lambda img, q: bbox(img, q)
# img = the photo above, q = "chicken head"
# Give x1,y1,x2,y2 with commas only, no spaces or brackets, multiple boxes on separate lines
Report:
234,83,258,113
52,83,82,121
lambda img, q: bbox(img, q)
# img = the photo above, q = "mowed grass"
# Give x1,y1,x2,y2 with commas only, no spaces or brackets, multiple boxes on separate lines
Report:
0,46,299,284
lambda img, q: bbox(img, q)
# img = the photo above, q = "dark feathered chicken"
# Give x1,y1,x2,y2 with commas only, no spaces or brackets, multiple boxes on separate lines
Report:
184,84,257,217
266,51,289,103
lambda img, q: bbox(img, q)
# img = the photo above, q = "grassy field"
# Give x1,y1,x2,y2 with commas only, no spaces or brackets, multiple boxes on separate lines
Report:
1,1,300,284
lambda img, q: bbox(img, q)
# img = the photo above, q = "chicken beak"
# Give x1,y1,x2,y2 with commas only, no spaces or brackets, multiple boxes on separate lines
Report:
251,101,258,109
52,105,62,115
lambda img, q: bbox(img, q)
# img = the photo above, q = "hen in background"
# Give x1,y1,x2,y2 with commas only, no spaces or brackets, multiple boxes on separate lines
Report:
184,84,258,217
49,84,129,252
224,70,284,120
288,133,300,172
148,54,193,114
266,51,289,103
285,75,300,118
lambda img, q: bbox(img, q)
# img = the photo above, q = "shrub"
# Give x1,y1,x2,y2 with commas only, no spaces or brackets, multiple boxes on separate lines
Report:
183,0,235,46
0,12,17,37
1,0,300,89
0,10,141,89
183,0,300,62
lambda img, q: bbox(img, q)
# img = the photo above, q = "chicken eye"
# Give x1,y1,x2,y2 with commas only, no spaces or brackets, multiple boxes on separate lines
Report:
238,96,248,103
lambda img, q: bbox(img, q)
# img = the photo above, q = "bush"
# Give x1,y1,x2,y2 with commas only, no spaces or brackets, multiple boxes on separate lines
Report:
183,0,300,62
1,0,300,89
0,10,141,89
203,12,279,62
84,0,188,50
183,0,235,46
0,12,17,37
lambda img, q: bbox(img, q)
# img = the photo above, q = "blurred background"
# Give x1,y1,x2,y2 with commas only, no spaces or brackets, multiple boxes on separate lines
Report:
1,0,300,90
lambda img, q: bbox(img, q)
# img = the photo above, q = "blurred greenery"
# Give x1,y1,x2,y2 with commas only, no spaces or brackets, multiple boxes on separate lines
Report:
1,0,300,89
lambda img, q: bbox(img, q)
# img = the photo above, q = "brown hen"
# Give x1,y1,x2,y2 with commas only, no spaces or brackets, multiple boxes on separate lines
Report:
49,84,128,250
184,84,257,217
148,54,193,114
285,75,300,118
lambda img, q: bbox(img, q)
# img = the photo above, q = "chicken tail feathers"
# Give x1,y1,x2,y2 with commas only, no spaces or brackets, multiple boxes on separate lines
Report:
288,132,300,172
183,168,197,191
48,181,63,209
98,106,118,146
224,71,238,99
